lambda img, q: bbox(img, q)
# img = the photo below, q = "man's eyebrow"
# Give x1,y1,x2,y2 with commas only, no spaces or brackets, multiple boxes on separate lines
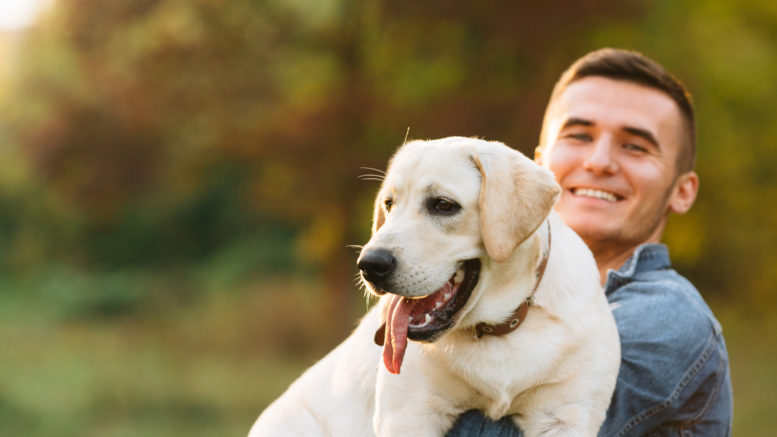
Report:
623,126,660,149
561,117,593,129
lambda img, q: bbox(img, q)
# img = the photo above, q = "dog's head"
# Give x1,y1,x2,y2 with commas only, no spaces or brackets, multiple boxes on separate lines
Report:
357,137,560,373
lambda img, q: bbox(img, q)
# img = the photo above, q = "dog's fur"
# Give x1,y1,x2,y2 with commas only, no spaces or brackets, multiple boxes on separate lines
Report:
249,137,620,436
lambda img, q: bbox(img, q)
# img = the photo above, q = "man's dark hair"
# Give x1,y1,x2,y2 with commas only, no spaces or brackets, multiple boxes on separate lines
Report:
539,48,696,173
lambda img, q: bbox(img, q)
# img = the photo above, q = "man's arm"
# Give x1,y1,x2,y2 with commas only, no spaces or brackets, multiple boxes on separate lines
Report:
446,410,521,437
600,278,732,436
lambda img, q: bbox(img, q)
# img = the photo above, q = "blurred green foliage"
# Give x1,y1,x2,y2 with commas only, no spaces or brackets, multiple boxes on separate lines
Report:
0,0,775,435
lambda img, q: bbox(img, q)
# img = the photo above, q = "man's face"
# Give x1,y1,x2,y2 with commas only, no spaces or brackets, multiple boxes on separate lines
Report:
536,76,696,254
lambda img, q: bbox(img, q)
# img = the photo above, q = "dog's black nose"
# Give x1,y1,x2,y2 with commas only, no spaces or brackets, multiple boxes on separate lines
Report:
357,249,396,284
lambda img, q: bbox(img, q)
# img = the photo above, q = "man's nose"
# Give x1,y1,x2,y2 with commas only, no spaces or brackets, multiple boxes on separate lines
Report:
582,136,618,174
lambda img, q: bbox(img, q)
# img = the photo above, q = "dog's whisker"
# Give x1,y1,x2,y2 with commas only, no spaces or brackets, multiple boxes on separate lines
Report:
363,290,378,310
353,271,370,289
360,166,386,175
346,245,364,255
352,271,376,304
359,167,386,183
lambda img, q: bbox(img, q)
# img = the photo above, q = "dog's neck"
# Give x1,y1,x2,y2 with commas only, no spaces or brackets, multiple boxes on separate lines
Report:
472,220,551,339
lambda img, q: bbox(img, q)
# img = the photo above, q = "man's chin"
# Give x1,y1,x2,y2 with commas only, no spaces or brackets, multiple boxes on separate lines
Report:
559,193,624,211
556,207,618,233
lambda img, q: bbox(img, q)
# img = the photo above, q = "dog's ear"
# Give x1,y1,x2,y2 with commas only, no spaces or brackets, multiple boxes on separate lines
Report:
471,144,561,262
372,189,386,233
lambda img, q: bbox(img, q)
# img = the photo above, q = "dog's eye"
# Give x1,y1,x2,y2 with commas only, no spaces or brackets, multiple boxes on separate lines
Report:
384,198,394,212
429,197,460,215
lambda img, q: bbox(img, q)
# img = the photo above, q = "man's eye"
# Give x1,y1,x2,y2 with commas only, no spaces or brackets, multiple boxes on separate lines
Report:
384,199,393,212
565,133,592,142
624,143,648,153
428,197,461,215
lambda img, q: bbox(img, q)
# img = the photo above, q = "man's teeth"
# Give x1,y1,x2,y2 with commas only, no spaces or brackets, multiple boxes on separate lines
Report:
574,188,618,202
454,268,465,284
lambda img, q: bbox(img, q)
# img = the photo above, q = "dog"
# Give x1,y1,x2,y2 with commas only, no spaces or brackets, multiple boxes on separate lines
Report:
249,137,620,436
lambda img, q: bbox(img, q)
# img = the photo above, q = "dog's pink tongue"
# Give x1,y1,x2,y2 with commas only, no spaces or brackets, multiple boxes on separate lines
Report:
383,295,412,374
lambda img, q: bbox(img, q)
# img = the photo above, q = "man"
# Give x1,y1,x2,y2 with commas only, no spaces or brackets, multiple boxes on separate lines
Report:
448,48,733,436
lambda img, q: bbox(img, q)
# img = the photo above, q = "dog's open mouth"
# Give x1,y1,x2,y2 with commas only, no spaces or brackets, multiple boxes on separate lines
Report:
375,259,480,374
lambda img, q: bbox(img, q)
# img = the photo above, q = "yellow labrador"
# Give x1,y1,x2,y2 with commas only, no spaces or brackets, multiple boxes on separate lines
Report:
249,137,619,436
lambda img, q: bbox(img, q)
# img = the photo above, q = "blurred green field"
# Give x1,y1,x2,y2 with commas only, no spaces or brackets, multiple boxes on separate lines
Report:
0,274,774,436
713,303,777,435
0,274,338,436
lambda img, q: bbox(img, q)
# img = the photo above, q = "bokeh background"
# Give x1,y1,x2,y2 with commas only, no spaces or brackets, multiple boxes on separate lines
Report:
0,0,775,435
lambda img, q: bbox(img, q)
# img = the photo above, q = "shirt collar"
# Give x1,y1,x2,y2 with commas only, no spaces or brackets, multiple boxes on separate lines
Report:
604,243,672,295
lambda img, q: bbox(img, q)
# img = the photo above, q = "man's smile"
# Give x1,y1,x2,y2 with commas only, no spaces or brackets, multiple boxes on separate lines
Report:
570,187,623,202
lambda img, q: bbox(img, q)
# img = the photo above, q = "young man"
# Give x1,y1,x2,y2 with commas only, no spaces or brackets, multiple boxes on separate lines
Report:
448,49,733,436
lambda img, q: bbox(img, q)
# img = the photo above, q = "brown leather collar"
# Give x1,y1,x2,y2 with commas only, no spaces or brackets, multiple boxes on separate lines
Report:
472,220,551,339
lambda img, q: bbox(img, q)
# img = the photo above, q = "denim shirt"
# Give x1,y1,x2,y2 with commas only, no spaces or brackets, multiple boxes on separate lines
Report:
447,244,733,437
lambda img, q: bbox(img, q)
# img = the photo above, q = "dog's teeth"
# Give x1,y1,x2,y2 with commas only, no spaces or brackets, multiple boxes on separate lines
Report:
443,292,451,301
454,269,465,284
409,313,434,328
435,301,443,309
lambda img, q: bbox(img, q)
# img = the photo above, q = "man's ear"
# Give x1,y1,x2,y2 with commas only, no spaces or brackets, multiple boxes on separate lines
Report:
471,143,561,262
533,145,544,165
669,171,698,214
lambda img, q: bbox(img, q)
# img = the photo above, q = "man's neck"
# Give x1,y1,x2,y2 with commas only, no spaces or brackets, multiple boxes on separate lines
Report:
593,247,636,285
587,222,668,285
